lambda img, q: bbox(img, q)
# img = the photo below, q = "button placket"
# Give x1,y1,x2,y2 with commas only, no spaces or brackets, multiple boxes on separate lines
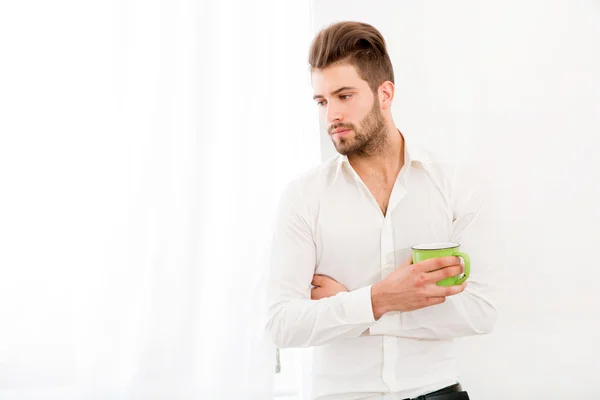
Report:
380,216,398,389
380,173,410,391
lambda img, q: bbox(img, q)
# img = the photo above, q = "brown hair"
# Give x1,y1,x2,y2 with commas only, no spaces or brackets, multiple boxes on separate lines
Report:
308,21,394,93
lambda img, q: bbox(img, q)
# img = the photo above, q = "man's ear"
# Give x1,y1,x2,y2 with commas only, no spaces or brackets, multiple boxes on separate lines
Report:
379,81,395,110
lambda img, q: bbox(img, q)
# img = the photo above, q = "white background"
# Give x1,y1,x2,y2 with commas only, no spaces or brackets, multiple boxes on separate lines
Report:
0,1,317,399
308,0,600,399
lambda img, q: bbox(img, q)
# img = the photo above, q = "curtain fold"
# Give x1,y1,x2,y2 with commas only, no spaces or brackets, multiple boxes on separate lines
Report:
0,0,317,399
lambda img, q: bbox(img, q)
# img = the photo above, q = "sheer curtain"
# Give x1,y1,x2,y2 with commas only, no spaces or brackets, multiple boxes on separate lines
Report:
0,0,318,399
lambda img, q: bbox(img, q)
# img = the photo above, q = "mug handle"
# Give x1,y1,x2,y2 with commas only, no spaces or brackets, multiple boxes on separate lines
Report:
453,251,470,284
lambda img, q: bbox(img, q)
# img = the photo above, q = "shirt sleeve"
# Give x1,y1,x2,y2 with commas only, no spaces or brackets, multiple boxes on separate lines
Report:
368,161,498,339
264,179,377,348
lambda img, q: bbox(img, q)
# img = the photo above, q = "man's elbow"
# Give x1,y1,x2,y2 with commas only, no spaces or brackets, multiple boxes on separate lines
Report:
265,313,290,349
264,304,310,349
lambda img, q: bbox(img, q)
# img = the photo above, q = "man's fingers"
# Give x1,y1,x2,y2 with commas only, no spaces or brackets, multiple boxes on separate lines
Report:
424,296,446,306
312,273,337,287
426,282,468,298
416,256,462,273
311,287,330,300
428,265,463,283
312,274,330,286
311,287,320,300
311,275,323,286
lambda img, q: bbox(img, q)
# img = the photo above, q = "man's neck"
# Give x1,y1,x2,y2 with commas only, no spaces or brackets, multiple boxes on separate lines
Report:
348,124,405,183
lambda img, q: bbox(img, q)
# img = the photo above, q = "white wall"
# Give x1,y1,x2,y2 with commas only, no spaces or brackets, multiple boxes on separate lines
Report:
310,1,600,398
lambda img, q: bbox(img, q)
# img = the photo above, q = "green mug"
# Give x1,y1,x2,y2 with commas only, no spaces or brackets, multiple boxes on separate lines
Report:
411,242,470,286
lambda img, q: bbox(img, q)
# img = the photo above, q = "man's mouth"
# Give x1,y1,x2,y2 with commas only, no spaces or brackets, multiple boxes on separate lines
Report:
331,128,352,138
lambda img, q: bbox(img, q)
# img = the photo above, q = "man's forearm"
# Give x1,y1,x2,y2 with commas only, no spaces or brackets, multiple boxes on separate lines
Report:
367,287,497,339
265,286,376,348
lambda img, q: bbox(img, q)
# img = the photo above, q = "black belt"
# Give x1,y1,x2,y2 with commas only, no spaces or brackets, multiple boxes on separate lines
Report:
403,383,469,400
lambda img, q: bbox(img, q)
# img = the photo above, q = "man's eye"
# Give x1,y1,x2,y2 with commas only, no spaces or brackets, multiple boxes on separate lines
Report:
340,94,351,100
317,101,326,107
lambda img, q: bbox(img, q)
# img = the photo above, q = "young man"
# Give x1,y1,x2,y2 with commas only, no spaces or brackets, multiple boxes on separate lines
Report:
265,21,497,400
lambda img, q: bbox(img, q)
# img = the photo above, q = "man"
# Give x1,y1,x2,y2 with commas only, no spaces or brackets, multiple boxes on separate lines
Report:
265,21,497,400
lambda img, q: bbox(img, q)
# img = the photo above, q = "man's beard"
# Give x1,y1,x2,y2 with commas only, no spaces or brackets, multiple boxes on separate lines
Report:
328,98,387,157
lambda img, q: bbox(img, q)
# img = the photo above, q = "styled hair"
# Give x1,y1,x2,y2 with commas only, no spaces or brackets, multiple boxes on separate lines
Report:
308,21,394,92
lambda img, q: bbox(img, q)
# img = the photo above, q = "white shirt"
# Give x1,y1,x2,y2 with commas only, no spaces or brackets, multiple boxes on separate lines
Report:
265,139,497,400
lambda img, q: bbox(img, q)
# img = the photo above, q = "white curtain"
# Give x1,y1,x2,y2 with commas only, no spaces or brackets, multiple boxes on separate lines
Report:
0,0,318,399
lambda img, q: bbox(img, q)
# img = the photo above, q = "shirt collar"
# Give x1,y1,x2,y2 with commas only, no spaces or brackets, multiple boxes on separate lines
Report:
334,133,427,179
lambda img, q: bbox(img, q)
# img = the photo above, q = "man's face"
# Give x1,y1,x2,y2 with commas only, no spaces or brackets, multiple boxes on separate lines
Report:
312,64,386,157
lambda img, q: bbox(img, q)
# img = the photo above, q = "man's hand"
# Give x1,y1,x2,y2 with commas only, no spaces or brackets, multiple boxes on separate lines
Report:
371,255,467,320
311,274,348,300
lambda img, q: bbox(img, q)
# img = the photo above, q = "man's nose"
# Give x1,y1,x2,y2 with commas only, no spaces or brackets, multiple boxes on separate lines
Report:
326,104,343,124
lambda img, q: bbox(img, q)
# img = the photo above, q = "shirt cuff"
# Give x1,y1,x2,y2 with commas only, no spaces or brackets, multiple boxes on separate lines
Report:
340,285,376,324
368,311,402,336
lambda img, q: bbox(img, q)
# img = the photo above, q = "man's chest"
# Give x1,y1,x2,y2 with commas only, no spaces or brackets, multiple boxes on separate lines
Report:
362,177,394,216
312,184,454,290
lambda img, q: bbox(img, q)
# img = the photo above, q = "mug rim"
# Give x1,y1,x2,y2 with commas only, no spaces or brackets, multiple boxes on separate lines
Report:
411,242,460,251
